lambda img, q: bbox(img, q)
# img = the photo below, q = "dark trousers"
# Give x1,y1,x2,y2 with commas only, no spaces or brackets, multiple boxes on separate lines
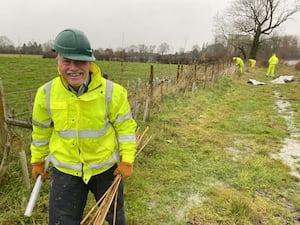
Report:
49,165,126,225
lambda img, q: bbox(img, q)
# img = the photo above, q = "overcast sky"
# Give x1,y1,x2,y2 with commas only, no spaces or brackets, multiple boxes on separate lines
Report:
2,0,300,52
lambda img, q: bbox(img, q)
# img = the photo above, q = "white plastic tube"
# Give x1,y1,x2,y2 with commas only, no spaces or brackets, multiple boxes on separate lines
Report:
24,175,43,217
24,156,50,217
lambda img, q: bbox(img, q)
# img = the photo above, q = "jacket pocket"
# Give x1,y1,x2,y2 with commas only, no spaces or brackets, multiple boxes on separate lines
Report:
51,101,68,130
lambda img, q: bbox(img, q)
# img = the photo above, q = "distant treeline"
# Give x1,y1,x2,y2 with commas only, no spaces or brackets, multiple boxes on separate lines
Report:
1,34,300,65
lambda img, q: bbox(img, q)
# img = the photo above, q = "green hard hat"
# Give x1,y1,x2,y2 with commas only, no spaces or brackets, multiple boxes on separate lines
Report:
53,28,96,61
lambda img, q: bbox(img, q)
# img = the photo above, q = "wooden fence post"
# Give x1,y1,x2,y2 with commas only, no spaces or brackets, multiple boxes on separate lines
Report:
0,78,10,183
0,79,7,151
149,65,154,98
143,65,154,122
180,64,184,77
143,97,150,122
18,138,31,192
176,63,180,81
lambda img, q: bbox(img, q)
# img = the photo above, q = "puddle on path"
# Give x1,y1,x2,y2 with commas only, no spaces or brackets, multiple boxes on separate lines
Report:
271,92,300,179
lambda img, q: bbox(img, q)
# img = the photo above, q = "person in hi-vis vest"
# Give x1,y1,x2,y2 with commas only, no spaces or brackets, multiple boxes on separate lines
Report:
30,28,137,225
267,53,279,77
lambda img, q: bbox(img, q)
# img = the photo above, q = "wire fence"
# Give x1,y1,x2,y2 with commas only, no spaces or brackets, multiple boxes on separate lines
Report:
0,61,233,185
1,62,233,125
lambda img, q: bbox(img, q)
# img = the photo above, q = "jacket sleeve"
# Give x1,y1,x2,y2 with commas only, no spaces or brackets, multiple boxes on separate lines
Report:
108,84,137,163
30,85,53,163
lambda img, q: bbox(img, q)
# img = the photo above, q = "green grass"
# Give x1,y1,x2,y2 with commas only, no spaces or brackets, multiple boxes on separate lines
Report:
0,56,178,120
0,56,178,92
125,65,300,224
0,57,300,224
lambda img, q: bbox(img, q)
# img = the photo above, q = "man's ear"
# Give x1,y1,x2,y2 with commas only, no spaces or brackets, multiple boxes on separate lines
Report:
57,66,62,75
88,62,92,72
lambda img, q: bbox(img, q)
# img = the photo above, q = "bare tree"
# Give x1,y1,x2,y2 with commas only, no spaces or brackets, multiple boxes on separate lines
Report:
127,45,138,54
42,40,54,52
190,45,201,60
215,0,300,59
0,36,15,53
157,42,170,55
148,45,156,54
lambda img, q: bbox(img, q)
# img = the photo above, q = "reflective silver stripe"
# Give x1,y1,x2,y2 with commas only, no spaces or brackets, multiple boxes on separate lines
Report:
105,79,113,124
58,130,76,138
90,151,119,170
78,122,111,138
50,154,82,171
32,119,52,128
32,139,49,147
58,122,112,138
32,81,53,128
118,134,136,143
115,111,132,123
49,151,119,171
44,81,53,120
106,80,113,105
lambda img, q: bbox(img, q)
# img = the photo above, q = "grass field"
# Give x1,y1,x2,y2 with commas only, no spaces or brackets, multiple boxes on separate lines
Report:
0,56,300,224
0,55,178,120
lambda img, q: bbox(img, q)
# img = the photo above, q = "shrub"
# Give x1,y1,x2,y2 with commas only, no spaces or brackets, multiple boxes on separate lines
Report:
294,60,300,71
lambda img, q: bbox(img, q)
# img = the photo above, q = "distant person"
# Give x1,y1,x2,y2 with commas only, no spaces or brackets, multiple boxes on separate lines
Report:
233,56,244,77
249,59,256,68
30,28,137,225
267,53,279,77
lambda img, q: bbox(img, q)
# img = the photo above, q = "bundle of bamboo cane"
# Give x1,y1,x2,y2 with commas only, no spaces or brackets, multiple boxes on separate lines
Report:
81,126,153,225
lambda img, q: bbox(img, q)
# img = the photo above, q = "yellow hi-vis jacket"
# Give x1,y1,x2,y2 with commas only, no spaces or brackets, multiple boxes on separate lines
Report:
269,54,279,65
235,57,244,68
30,63,137,183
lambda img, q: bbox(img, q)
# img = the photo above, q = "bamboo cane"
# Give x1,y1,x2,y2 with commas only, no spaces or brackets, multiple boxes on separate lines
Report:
81,127,152,225
81,175,121,225
93,176,121,225
136,126,149,147
136,134,153,157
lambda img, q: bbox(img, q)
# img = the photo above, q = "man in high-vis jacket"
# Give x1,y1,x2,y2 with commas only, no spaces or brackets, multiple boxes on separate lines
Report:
267,53,279,77
233,56,244,77
30,28,137,225
249,58,256,68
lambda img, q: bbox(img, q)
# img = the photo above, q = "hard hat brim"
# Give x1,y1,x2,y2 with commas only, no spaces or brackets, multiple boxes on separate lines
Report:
52,48,96,62
59,53,96,62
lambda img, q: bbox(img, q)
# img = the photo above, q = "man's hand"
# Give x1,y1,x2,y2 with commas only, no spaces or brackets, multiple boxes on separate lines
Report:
31,161,48,180
113,162,133,181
